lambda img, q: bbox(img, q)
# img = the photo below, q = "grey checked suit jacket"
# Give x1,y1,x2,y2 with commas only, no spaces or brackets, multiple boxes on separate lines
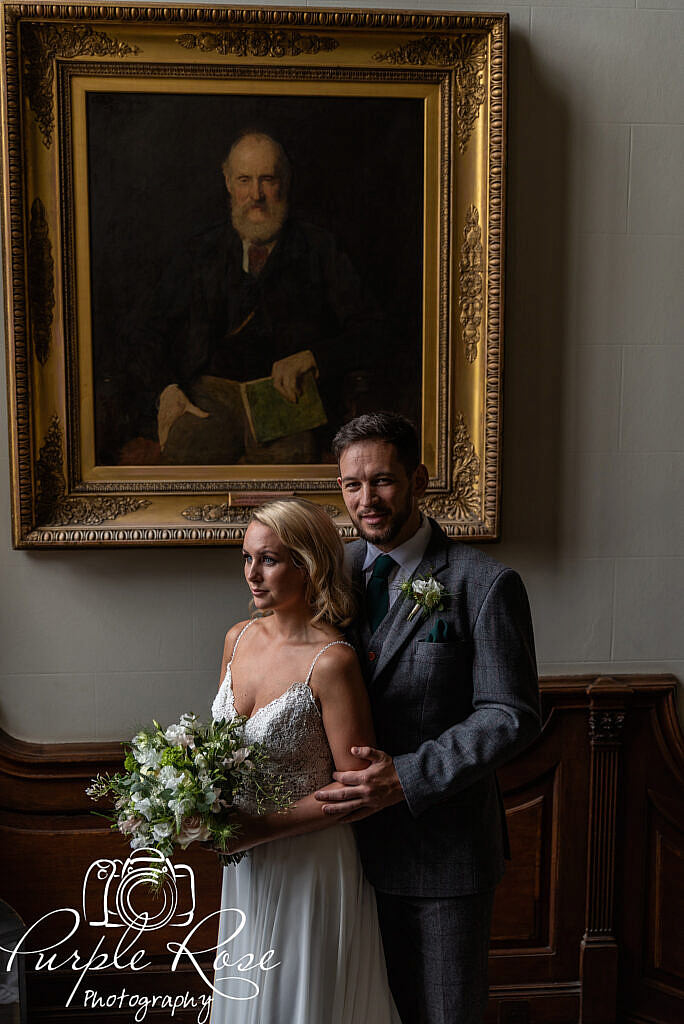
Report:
348,519,540,897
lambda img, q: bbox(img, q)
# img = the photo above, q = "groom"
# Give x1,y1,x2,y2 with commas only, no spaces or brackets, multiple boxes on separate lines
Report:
315,412,540,1024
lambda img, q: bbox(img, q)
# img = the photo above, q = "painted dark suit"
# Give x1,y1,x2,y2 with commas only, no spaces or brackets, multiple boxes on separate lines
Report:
346,518,540,1022
172,218,374,394
101,217,382,464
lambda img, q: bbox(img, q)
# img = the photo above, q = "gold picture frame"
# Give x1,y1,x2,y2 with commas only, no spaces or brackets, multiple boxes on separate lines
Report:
1,4,507,547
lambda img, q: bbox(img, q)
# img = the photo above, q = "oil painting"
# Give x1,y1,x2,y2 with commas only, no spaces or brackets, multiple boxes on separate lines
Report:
1,5,507,545
87,92,424,467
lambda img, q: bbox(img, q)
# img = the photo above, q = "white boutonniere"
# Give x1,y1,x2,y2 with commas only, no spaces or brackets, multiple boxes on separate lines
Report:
397,573,448,622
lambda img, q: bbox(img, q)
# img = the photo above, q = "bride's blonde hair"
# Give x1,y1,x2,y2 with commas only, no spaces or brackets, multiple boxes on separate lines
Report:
251,499,354,629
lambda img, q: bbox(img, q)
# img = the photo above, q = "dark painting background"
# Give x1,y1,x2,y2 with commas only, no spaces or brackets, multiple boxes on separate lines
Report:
86,91,424,465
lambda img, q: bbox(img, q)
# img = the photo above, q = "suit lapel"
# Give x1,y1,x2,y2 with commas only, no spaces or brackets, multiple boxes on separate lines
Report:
345,541,371,658
349,540,366,591
371,519,451,682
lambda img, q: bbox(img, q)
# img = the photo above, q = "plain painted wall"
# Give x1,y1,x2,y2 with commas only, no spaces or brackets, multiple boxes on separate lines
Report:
1,0,682,741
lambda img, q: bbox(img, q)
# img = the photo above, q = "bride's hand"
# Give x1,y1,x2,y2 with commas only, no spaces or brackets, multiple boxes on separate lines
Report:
213,810,262,856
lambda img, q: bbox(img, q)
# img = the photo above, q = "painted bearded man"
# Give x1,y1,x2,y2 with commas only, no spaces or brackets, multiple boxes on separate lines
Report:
152,130,379,465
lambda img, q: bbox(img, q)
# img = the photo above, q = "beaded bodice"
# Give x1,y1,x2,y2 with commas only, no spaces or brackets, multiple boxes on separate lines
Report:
211,622,352,812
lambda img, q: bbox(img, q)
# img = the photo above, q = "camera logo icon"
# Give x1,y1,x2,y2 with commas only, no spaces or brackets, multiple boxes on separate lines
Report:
82,848,196,931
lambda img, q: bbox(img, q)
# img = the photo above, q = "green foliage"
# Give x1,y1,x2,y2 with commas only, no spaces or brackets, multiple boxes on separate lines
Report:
160,746,186,768
86,712,292,870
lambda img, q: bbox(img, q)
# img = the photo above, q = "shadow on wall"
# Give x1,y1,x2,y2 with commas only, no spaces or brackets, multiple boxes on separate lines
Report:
498,30,570,562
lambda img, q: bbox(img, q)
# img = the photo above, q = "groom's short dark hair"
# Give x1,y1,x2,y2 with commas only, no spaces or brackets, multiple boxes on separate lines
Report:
332,412,421,474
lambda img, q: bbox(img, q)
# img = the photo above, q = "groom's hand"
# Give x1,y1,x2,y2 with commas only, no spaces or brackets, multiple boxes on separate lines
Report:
314,746,404,822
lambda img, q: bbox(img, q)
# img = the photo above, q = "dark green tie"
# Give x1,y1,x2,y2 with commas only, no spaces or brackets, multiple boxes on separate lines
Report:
366,554,396,634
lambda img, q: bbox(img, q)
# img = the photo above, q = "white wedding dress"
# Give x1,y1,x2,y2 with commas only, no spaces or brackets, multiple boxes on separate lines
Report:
210,621,400,1024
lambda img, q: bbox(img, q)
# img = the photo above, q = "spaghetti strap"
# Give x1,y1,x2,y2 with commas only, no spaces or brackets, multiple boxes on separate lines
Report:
305,639,354,686
229,619,256,664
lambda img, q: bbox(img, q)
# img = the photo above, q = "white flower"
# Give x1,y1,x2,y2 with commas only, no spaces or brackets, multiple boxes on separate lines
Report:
174,815,211,849
164,724,193,748
400,574,448,621
152,821,174,842
131,795,154,820
179,713,197,729
224,747,252,769
410,577,442,601
132,730,162,757
169,796,193,818
135,748,162,775
159,765,184,792
130,834,150,850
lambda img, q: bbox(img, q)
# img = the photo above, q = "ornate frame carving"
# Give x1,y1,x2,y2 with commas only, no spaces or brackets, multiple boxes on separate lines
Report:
1,4,507,548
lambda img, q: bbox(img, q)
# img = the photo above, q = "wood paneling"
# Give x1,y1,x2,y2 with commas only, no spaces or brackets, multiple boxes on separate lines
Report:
489,675,683,1024
1,675,682,1023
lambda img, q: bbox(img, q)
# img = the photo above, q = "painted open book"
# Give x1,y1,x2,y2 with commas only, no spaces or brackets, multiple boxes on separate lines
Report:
201,366,327,445
242,369,327,443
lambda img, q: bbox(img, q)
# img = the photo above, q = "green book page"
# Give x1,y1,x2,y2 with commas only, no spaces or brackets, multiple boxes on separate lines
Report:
243,371,328,444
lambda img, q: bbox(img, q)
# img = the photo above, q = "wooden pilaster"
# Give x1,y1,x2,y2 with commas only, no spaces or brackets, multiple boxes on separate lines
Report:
580,678,631,1023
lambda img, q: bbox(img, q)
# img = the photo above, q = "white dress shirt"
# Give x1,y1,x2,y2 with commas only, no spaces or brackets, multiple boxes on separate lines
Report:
362,515,432,608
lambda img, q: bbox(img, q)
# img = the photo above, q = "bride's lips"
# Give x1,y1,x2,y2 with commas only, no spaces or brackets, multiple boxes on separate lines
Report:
250,589,268,597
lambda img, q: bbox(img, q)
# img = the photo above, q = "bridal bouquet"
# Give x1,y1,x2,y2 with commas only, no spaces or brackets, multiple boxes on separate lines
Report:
87,712,290,873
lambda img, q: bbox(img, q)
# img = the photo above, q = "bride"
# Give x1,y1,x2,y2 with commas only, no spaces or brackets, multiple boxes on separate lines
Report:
209,498,400,1024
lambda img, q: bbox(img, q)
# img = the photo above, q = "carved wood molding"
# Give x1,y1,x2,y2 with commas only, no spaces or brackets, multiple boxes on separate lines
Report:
4,5,507,546
0,730,122,769
181,502,340,524
27,198,55,365
373,34,487,153
176,29,339,58
35,416,150,527
589,710,626,744
459,204,483,363
4,6,502,31
420,411,482,521
21,21,139,147
1,674,678,772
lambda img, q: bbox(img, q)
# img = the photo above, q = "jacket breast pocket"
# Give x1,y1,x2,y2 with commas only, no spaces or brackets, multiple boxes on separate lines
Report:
413,639,474,730
414,639,471,660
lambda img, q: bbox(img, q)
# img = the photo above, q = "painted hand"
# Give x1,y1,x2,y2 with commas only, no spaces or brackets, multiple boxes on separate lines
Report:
157,384,209,450
271,350,319,403
313,747,405,823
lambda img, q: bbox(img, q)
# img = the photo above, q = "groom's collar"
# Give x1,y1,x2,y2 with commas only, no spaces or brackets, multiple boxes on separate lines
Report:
361,514,432,578
348,516,450,586
366,517,451,681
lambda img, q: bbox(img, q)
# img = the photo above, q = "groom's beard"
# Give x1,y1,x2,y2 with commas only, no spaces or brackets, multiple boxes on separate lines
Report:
353,490,414,547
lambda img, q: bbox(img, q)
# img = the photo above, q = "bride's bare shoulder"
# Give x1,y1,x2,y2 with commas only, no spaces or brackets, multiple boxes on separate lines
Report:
222,618,253,657
309,639,361,688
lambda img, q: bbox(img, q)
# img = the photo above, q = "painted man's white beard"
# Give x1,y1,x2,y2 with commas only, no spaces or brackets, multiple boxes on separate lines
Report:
231,199,288,245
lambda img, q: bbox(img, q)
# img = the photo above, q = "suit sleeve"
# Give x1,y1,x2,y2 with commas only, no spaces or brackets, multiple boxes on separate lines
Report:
392,568,541,818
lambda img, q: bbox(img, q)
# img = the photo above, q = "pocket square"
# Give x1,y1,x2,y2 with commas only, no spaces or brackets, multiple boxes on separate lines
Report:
426,618,450,643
